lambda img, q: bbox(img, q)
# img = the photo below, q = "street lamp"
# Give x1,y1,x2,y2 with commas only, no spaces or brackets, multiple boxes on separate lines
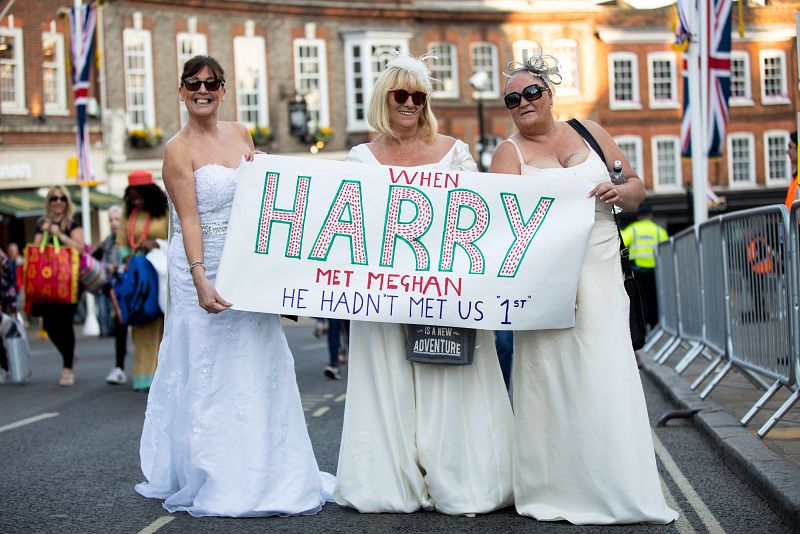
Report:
468,71,490,171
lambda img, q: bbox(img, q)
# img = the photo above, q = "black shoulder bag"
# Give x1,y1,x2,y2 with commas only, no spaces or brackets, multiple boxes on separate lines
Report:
566,118,647,351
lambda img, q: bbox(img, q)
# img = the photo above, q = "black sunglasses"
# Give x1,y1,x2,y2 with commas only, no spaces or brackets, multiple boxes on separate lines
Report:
181,77,224,92
50,195,68,202
504,84,549,109
390,89,427,106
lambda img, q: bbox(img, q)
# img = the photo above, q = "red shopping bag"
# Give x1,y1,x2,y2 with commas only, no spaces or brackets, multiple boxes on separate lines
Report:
23,233,79,305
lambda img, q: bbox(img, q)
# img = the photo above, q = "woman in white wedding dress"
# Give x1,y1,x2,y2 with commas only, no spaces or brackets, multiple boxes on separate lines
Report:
334,52,514,516
134,55,334,517
490,55,677,525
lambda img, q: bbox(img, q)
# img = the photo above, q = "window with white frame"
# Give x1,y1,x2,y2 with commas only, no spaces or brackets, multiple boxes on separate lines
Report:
729,51,752,105
428,42,458,98
294,38,329,129
647,52,678,108
759,50,789,104
513,40,540,64
123,28,155,129
651,135,681,191
470,42,499,98
764,130,791,185
234,35,269,128
726,133,756,187
343,32,410,132
42,32,67,114
0,28,25,114
614,135,643,178
552,39,579,95
176,32,207,125
608,52,640,110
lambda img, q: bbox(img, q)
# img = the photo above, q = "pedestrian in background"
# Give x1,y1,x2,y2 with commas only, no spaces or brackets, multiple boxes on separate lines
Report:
784,130,797,210
96,205,130,385
31,185,85,386
621,204,668,330
323,318,348,380
336,51,513,516
0,246,17,383
116,171,168,391
491,53,676,524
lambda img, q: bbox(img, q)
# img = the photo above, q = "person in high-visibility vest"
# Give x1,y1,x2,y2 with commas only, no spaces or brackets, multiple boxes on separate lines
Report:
621,205,668,329
784,131,797,211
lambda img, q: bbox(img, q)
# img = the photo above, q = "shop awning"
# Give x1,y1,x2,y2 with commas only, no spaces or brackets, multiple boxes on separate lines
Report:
65,187,123,210
0,188,124,218
0,191,47,218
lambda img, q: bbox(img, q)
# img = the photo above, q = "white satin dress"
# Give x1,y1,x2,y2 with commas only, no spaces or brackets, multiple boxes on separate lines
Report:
507,138,678,525
135,163,335,517
334,141,514,516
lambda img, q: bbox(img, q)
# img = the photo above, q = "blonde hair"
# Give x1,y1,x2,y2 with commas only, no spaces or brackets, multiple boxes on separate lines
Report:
367,53,438,142
44,185,76,231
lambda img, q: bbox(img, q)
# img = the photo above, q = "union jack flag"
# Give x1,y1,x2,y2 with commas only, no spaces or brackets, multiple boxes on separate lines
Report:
67,2,97,184
678,0,731,159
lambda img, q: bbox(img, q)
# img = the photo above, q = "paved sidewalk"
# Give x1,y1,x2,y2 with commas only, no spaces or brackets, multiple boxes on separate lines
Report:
641,335,800,530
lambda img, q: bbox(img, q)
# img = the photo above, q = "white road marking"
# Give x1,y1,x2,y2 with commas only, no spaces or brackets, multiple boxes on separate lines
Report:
334,393,346,402
300,342,327,351
312,406,330,417
0,412,59,433
653,432,725,533
660,476,696,534
138,515,174,534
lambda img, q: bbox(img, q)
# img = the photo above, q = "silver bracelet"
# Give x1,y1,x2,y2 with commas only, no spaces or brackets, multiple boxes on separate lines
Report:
189,261,205,272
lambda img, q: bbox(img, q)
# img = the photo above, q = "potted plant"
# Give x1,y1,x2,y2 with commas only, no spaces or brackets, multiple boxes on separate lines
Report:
250,125,272,147
129,126,162,148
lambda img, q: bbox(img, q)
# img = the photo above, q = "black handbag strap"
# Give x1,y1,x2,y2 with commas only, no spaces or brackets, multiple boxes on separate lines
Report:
566,118,635,279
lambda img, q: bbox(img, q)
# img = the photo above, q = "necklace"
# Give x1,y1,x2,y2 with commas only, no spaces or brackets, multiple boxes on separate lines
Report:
127,209,152,249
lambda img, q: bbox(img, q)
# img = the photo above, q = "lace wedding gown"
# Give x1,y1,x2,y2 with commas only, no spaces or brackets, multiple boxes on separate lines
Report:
507,139,677,524
135,163,335,517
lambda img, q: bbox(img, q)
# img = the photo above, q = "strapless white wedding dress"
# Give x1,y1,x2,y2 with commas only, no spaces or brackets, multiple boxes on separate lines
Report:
135,163,334,517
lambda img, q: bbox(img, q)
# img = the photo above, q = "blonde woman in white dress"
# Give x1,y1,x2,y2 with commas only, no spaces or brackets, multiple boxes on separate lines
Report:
334,52,514,516
490,54,677,525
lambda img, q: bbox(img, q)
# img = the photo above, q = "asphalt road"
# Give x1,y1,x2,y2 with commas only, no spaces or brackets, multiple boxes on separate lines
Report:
0,320,791,533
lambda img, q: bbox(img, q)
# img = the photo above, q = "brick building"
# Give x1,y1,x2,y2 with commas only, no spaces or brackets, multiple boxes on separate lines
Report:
0,0,797,245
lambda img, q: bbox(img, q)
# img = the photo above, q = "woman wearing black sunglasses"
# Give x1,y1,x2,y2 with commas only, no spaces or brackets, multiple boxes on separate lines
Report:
335,52,513,516
490,55,676,525
31,185,86,386
135,55,334,517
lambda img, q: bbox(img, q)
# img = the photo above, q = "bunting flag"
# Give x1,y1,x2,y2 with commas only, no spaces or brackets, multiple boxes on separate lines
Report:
67,2,97,185
677,0,732,159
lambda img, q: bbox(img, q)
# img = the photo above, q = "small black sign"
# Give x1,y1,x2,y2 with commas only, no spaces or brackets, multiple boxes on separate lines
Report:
406,325,475,365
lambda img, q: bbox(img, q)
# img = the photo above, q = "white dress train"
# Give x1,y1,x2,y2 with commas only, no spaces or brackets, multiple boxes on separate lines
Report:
334,141,515,515
507,138,678,525
135,163,335,517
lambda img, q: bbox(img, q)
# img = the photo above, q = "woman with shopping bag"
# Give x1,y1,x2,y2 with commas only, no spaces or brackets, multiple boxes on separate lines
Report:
27,185,85,386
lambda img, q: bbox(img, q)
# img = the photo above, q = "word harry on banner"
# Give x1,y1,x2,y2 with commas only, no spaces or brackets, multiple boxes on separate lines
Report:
216,155,594,330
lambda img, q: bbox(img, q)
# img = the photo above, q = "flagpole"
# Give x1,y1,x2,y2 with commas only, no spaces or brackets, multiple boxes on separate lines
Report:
687,0,708,224
74,0,99,336
690,0,709,225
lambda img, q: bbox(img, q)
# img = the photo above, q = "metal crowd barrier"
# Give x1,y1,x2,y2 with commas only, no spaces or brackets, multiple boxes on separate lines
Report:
688,218,728,390
671,227,706,374
752,200,800,437
649,203,798,438
651,240,682,362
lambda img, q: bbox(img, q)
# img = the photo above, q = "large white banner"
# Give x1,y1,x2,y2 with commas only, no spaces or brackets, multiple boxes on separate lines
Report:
216,155,594,330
